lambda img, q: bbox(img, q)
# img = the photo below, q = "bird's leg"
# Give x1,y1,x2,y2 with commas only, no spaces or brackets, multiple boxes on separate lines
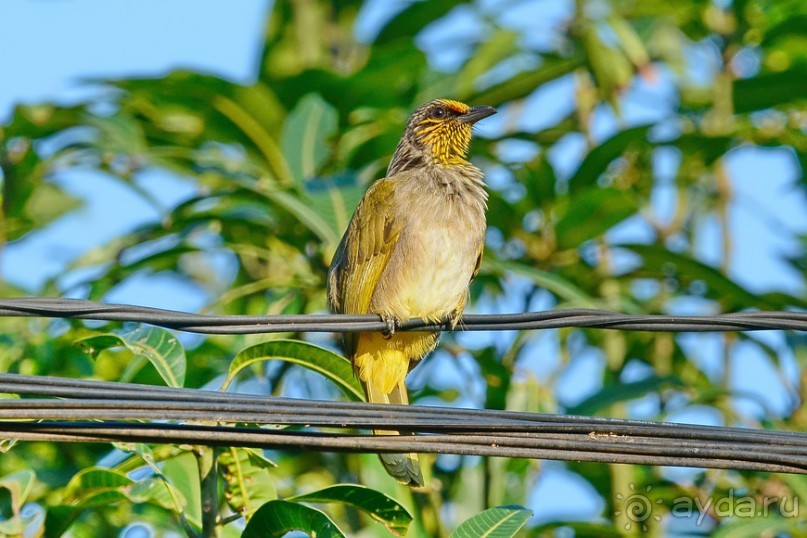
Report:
381,314,399,339
446,308,464,331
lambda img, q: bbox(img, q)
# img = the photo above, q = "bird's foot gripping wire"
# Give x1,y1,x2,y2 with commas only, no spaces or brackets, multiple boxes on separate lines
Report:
381,315,399,339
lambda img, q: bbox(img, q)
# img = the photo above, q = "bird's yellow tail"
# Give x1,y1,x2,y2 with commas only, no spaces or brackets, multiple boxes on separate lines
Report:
366,379,423,487
356,338,424,487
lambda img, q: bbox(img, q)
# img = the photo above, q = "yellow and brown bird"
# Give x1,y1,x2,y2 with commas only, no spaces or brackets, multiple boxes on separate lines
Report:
327,98,496,486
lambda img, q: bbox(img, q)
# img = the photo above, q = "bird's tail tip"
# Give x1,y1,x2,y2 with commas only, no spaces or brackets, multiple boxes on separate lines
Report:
380,453,424,487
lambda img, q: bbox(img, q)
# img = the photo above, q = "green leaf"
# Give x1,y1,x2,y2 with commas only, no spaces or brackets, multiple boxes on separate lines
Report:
87,111,147,156
258,185,341,246
76,326,186,387
618,244,787,310
281,93,338,184
1,105,87,240
476,346,511,411
223,339,364,401
290,484,412,536
568,125,652,192
219,447,277,519
554,188,640,249
567,375,684,415
2,150,83,242
473,55,583,104
243,500,345,538
44,468,134,538
456,30,519,98
0,470,36,535
520,154,558,207
609,15,650,69
22,182,83,231
162,451,202,530
530,522,623,536
733,67,807,113
0,469,35,508
0,517,26,536
211,92,295,185
306,174,366,242
581,23,634,108
485,257,596,306
711,516,802,538
451,506,532,538
374,0,464,44
63,468,133,501
781,474,807,502
128,477,187,512
43,467,187,537
761,15,807,46
671,133,733,165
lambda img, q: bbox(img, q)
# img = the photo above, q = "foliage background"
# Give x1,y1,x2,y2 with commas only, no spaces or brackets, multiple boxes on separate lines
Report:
1,0,807,536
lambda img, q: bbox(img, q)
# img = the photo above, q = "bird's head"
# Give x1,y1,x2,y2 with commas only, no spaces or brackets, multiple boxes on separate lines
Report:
389,99,496,174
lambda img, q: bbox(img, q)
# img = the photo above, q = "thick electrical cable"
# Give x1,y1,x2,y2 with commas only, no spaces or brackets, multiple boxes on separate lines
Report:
1,374,806,475
0,297,805,334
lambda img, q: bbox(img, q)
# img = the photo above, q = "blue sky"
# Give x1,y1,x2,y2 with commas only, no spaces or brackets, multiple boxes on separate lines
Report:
2,0,806,529
0,0,269,310
0,0,267,114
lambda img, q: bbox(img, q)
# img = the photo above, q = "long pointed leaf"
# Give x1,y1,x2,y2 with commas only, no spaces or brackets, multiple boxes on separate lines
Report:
282,93,338,184
243,500,345,538
451,506,532,538
290,484,412,536
76,326,186,388
223,340,363,401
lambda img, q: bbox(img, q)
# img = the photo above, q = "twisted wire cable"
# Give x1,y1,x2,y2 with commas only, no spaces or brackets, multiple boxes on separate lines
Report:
1,297,805,334
1,374,806,474
2,297,805,474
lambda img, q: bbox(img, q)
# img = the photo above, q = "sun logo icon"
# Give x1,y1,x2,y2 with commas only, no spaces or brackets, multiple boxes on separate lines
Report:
614,483,663,531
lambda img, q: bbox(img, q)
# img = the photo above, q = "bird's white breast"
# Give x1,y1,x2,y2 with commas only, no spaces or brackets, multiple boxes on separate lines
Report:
371,166,487,321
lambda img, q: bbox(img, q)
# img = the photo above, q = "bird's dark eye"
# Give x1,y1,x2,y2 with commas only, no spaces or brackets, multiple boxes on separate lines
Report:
429,107,447,119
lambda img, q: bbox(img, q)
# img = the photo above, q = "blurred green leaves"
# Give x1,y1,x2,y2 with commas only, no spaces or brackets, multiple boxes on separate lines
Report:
554,188,640,250
567,125,652,193
0,105,85,242
282,93,339,185
0,470,36,536
44,467,185,538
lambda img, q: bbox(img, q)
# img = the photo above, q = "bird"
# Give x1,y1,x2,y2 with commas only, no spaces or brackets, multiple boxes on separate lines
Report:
327,98,496,486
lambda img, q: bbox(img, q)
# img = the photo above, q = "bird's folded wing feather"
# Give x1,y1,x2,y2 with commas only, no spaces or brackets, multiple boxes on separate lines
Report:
328,178,402,357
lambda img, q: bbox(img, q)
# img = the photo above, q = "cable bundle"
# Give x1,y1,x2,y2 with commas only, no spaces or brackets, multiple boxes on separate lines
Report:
2,296,805,474
1,373,805,474
1,297,806,334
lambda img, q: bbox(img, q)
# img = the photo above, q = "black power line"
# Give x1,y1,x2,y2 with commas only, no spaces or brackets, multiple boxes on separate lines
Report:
1,296,805,475
1,297,805,334
1,374,805,474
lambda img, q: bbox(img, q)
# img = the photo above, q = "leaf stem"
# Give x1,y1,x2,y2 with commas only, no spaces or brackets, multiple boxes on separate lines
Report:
198,446,219,538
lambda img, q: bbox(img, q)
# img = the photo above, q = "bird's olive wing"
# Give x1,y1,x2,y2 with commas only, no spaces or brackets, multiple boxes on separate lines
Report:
470,244,483,282
327,179,401,356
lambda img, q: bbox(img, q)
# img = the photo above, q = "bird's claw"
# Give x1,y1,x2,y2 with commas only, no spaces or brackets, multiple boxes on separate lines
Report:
381,315,399,339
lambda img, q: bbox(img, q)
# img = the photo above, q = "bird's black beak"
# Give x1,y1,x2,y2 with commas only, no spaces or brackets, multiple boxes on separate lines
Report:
459,105,497,124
